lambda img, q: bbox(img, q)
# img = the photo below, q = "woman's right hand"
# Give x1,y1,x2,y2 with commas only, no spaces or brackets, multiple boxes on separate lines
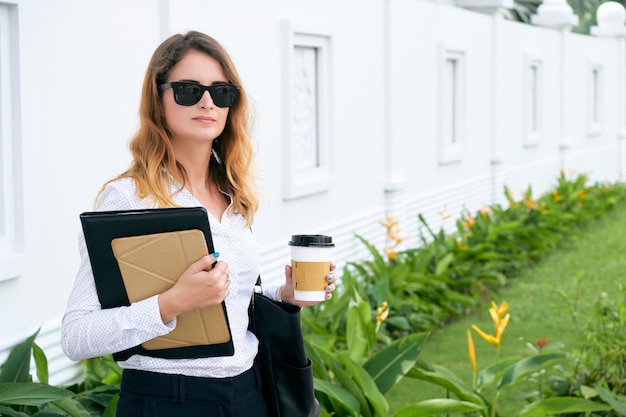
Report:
157,254,230,323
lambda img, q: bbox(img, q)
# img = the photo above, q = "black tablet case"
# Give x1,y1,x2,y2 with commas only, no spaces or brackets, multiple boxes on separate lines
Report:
79,207,234,361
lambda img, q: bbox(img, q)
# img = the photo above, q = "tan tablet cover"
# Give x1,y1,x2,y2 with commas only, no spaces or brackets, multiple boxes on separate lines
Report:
111,229,230,350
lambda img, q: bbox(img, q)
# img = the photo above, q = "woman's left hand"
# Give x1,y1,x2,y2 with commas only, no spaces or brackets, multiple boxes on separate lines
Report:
280,263,338,307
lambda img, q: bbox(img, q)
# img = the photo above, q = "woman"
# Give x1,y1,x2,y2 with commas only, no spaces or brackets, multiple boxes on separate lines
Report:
61,31,337,417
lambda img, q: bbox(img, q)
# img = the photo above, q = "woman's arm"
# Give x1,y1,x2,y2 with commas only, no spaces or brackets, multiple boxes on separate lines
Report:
61,232,176,361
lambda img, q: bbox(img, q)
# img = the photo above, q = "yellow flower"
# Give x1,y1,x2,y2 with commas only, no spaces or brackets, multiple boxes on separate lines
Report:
467,330,477,372
437,204,452,219
380,213,403,260
383,248,397,260
491,300,508,317
496,313,510,341
552,190,562,202
472,325,500,348
376,301,389,325
456,239,469,251
522,197,536,210
375,301,390,332
461,213,476,230
578,190,587,200
479,206,491,218
472,301,510,349
379,213,398,230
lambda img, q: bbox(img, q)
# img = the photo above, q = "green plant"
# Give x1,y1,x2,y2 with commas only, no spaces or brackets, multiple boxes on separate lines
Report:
575,287,626,396
300,269,431,417
405,300,619,416
363,173,623,335
545,278,626,416
0,329,120,417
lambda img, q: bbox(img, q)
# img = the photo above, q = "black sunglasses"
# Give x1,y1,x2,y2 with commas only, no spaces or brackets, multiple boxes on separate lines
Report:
159,81,240,107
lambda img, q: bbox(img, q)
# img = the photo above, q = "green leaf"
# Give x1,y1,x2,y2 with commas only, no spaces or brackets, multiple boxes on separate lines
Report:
580,385,597,399
32,343,49,385
393,399,486,417
407,363,486,406
0,383,73,406
49,397,92,417
477,356,521,389
363,333,428,395
355,234,388,273
595,386,626,415
310,346,372,417
0,329,40,383
498,353,567,390
101,393,119,417
346,300,373,362
32,408,70,416
314,379,360,416
434,253,455,275
518,397,613,416
385,316,411,330
337,355,389,417
0,405,31,417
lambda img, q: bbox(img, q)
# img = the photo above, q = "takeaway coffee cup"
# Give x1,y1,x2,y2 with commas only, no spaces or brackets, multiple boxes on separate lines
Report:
289,235,335,301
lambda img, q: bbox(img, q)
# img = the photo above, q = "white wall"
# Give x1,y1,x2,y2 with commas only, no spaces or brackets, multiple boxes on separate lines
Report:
0,0,624,384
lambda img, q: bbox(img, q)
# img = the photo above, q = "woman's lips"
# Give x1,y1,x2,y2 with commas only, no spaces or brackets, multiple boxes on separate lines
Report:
193,116,216,124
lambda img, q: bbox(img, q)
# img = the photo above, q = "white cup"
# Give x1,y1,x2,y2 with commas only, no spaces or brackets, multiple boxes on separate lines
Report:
288,235,335,301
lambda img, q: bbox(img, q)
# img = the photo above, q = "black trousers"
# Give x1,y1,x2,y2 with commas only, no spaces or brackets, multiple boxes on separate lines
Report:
116,364,269,417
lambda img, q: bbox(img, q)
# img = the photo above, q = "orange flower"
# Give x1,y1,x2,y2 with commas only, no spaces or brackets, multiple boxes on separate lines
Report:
467,330,477,372
552,190,562,202
461,213,476,230
522,197,536,210
536,338,548,349
380,213,403,260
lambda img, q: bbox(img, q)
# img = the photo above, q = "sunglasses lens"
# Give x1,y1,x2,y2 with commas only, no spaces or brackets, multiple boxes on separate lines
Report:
169,82,239,107
210,85,239,108
173,83,204,106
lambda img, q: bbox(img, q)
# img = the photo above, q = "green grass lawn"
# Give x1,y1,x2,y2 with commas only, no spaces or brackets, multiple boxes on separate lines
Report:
386,203,626,416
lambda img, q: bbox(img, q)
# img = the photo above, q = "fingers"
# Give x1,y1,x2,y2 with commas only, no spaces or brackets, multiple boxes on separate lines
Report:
188,255,231,294
324,263,339,300
194,253,220,272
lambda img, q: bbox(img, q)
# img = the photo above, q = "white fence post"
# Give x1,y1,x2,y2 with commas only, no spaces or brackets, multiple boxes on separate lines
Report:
531,0,578,175
590,2,626,180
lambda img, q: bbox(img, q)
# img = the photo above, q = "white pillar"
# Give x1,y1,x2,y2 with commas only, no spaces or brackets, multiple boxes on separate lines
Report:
590,1,626,37
590,2,626,180
531,0,579,30
531,0,578,173
382,0,409,235
456,0,513,15
454,0,509,204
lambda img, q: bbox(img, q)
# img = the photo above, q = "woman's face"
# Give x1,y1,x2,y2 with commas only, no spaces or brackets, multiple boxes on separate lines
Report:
162,50,231,147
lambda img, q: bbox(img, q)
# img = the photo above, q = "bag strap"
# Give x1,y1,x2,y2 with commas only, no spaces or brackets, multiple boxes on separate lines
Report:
254,275,263,294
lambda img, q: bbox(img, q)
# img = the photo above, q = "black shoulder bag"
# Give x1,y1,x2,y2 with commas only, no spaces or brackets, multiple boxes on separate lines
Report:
248,276,321,417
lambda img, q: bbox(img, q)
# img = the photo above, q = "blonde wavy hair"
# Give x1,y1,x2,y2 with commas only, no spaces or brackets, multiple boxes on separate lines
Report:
97,31,258,225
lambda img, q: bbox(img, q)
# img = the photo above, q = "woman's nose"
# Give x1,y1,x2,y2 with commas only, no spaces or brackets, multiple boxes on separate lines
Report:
198,90,214,108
